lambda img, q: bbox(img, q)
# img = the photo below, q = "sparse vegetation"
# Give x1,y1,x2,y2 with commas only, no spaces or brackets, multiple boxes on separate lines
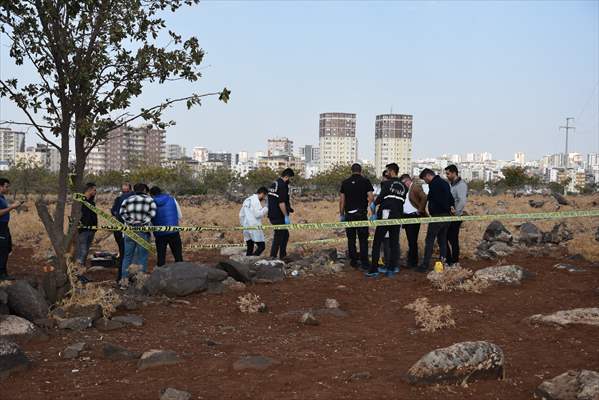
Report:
237,293,266,313
404,297,455,332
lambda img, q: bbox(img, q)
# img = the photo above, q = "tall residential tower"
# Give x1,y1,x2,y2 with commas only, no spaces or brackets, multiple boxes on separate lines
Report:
374,114,413,176
319,112,358,171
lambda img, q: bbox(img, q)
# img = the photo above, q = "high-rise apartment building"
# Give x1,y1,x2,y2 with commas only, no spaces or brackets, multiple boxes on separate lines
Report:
0,128,26,169
87,125,165,173
267,137,293,156
374,114,413,176
514,152,525,165
298,145,320,164
319,112,358,171
208,152,232,168
167,144,187,160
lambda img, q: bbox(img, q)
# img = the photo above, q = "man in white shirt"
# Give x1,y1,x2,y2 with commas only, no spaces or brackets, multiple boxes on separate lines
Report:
240,187,269,256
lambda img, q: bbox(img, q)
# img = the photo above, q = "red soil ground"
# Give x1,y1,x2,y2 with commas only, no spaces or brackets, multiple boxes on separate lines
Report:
2,248,599,400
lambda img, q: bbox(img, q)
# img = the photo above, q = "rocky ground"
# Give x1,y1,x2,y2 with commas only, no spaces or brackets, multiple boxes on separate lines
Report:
1,237,599,399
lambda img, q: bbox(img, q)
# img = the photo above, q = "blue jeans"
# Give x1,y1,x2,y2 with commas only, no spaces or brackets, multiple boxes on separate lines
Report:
77,230,95,265
121,232,151,279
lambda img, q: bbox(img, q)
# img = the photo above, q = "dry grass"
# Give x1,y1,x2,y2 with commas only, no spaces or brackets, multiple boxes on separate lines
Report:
58,261,121,319
237,293,266,313
427,266,491,293
404,297,456,332
7,193,599,262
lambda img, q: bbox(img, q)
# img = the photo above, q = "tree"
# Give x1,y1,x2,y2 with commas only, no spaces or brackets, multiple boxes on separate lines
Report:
499,166,528,190
201,167,238,194
241,167,278,193
0,1,229,278
309,164,353,194
468,179,486,192
6,157,57,198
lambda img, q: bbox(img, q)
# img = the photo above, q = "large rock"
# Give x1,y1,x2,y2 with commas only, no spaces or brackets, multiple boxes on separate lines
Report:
552,192,570,206
217,260,253,283
61,342,86,359
528,308,599,328
253,260,285,283
0,315,43,342
407,341,504,385
112,314,144,327
474,265,532,285
138,350,180,370
529,199,545,208
536,369,599,400
543,223,574,244
5,280,49,322
57,316,93,331
218,259,285,284
160,388,192,400
144,262,227,297
482,221,513,243
0,339,30,381
519,222,543,245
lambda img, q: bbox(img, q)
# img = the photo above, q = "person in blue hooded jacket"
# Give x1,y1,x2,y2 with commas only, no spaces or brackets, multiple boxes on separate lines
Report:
149,186,183,266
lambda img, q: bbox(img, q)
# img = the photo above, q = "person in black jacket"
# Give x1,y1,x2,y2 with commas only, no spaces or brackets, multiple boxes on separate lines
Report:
416,168,455,272
110,182,133,279
76,182,98,266
339,163,374,269
367,163,407,278
268,168,294,259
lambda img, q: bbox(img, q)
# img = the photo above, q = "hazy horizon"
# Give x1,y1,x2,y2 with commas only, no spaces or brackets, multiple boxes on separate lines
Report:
1,1,598,161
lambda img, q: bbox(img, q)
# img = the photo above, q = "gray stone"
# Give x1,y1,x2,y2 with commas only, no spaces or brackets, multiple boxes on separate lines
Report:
595,227,599,242
528,308,599,328
0,315,43,342
0,305,8,315
61,342,86,359
217,260,253,283
482,221,513,243
5,280,49,322
536,369,599,400
553,263,586,273
552,192,570,206
220,247,245,257
138,349,180,370
222,277,246,291
112,314,144,327
253,260,285,283
57,316,93,331
325,298,340,309
528,199,545,208
300,312,319,326
519,222,543,245
160,388,192,400
0,288,7,304
349,371,371,381
94,318,126,331
54,304,103,322
101,342,141,360
0,339,30,381
474,265,532,285
543,223,574,244
407,341,504,384
233,355,277,371
144,263,227,297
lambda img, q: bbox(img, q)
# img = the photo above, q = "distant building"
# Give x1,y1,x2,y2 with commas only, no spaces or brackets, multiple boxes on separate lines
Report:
514,152,525,165
33,144,60,172
192,146,209,163
236,151,249,164
167,144,187,160
0,128,26,169
374,114,413,176
87,125,166,173
298,145,320,164
319,112,358,171
267,137,293,156
208,152,232,168
257,155,304,174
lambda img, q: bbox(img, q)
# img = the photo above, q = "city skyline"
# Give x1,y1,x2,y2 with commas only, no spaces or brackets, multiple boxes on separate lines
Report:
1,1,598,160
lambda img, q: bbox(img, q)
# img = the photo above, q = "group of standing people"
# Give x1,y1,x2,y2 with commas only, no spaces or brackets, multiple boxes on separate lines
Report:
77,182,184,288
341,162,467,277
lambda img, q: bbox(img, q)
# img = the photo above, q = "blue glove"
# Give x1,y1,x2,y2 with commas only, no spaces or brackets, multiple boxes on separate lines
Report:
284,215,291,225
339,215,346,222
369,202,376,213
369,214,377,222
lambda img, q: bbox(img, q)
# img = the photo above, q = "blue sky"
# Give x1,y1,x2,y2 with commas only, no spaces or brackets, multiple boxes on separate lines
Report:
1,0,598,161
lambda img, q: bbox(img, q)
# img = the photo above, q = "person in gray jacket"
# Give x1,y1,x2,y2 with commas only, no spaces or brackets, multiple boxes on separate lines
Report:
444,164,467,265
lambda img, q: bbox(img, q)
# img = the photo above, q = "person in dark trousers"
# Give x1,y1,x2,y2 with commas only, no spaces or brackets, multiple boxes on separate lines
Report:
416,168,455,273
240,187,269,256
399,174,428,268
339,163,374,269
444,164,468,265
268,168,294,259
76,182,98,266
371,170,391,267
111,182,133,280
0,178,23,280
367,163,407,278
150,186,183,267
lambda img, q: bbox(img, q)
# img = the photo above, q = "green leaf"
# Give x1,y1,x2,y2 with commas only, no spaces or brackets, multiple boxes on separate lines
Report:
218,87,231,103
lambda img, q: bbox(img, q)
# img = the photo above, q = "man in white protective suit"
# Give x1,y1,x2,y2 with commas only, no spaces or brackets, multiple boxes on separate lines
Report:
239,186,269,256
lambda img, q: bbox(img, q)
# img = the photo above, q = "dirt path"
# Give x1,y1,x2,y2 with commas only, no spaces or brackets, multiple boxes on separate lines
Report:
2,250,599,399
